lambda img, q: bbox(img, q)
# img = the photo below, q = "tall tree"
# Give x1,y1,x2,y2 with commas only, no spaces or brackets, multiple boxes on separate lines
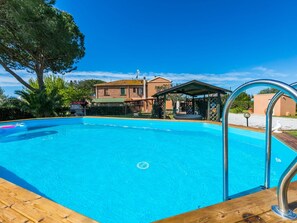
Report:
235,92,251,101
0,86,6,105
258,88,279,94
0,86,5,98
0,0,85,91
16,75,105,117
16,87,64,117
73,79,105,96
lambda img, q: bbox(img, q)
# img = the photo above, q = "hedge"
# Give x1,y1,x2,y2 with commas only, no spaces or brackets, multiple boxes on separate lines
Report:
0,108,33,121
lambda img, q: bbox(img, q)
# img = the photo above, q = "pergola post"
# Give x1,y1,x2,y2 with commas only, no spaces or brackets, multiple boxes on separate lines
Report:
192,96,195,114
207,92,210,120
217,93,221,121
151,80,231,120
163,94,167,119
156,96,160,118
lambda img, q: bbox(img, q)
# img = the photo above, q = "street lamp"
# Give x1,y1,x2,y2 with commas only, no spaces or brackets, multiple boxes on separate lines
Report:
243,112,251,127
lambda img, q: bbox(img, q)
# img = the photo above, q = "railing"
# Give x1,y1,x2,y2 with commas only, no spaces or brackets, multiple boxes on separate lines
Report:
265,82,297,188
222,79,297,220
266,82,297,219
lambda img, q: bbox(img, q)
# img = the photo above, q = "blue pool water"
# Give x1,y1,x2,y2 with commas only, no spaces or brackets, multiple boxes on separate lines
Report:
0,117,296,223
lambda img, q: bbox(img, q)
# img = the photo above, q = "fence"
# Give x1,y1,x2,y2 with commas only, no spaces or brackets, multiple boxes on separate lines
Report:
87,106,135,116
0,108,33,121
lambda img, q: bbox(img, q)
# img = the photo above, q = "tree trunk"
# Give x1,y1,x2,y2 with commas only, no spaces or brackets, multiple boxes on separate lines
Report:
36,70,45,91
36,57,45,91
0,61,36,91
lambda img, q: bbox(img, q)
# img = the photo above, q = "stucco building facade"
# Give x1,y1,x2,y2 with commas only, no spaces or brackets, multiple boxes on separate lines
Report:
93,77,172,113
253,93,296,116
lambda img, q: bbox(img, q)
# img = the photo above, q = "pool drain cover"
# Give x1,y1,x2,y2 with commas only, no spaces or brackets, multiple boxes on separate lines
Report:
137,161,149,170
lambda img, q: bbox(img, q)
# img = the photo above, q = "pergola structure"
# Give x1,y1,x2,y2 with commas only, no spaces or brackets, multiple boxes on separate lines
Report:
152,80,232,121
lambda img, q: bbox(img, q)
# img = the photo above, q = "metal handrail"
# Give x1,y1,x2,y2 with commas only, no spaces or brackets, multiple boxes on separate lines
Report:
265,82,297,219
271,157,297,219
265,82,297,188
222,79,297,207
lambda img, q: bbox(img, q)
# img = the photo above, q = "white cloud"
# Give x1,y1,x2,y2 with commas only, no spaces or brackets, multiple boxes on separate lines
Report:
0,66,295,92
252,66,289,77
0,75,30,87
62,68,292,90
0,67,34,87
64,70,253,84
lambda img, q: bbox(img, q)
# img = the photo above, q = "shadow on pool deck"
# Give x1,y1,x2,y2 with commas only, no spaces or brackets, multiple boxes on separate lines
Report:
0,130,58,143
0,166,49,199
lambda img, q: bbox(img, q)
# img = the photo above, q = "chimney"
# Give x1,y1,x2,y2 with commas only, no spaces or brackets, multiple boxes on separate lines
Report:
143,77,147,99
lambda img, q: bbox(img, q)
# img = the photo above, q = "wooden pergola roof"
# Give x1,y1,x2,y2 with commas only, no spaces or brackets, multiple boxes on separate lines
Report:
153,80,231,97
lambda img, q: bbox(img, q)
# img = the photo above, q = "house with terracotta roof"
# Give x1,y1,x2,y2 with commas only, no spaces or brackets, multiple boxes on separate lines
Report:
93,77,172,113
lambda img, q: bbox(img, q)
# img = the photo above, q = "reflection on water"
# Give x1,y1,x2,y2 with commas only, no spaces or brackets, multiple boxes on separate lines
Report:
0,131,58,143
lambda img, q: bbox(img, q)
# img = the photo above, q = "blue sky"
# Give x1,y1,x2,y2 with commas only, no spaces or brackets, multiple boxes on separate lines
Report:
1,0,297,95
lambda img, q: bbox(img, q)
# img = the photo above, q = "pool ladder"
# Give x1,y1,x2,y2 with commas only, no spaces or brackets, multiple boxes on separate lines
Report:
222,79,297,220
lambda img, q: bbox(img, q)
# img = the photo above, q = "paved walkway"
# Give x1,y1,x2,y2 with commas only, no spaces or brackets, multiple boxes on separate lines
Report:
228,113,297,130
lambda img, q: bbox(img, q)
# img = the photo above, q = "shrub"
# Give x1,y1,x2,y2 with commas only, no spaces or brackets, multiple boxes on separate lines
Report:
0,108,33,121
230,107,244,113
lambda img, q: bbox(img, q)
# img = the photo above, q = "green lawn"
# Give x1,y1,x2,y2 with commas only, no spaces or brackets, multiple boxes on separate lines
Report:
279,115,297,119
286,131,297,138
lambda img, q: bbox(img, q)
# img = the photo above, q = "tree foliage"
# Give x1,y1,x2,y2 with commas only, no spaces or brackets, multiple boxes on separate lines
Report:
31,76,104,105
0,87,24,109
0,87,33,120
235,92,252,101
0,0,85,91
229,92,253,113
0,86,5,100
0,86,7,106
15,88,64,117
155,84,185,102
258,88,279,94
22,75,86,107
70,79,105,96
15,75,104,117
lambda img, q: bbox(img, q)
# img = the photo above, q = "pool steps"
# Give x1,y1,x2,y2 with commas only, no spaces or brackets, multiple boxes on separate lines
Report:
155,180,297,223
222,79,297,220
227,185,266,200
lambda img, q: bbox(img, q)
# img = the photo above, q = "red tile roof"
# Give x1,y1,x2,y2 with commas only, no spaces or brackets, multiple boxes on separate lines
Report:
95,80,143,86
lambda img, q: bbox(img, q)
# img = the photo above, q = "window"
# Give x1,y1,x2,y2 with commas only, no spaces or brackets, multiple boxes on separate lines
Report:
120,88,126,96
104,88,109,96
138,87,143,95
133,88,136,93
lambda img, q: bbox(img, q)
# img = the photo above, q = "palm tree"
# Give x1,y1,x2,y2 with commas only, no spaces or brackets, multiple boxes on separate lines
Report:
0,87,7,106
15,88,64,117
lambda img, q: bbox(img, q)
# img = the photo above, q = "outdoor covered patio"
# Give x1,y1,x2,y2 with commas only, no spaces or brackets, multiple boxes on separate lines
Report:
152,80,231,121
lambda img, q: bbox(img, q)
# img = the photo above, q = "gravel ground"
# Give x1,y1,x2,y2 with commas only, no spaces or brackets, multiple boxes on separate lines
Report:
228,113,297,130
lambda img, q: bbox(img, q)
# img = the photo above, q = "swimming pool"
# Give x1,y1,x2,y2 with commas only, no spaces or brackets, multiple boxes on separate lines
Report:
0,117,295,223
